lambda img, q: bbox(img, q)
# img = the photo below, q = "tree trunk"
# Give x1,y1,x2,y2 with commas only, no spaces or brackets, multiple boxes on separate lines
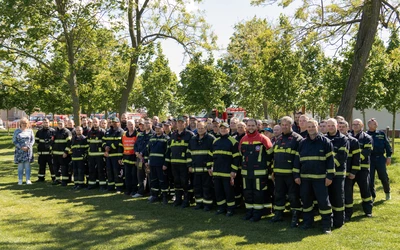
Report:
337,0,381,121
392,111,395,151
119,57,139,115
361,109,366,128
262,101,268,119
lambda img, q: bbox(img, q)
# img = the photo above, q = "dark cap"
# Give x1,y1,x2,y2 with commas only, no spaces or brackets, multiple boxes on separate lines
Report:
111,117,120,123
177,115,185,122
155,123,163,128
264,127,273,133
163,121,171,126
220,122,230,128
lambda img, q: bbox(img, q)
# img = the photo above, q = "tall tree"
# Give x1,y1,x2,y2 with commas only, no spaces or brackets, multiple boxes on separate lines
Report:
0,0,109,125
251,0,400,121
134,44,178,117
178,53,227,114
112,0,216,115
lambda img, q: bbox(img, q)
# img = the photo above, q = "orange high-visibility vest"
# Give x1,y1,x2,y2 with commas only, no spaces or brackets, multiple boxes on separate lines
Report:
122,132,137,155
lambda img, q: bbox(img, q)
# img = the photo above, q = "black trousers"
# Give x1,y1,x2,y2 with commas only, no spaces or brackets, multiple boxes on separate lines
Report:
346,170,373,216
166,164,174,195
150,165,168,197
273,174,301,211
136,158,146,195
88,156,106,188
300,179,332,229
123,154,137,195
38,154,54,180
57,155,71,185
193,172,213,206
243,176,271,218
234,170,243,207
106,157,123,191
214,176,235,212
328,177,345,227
72,160,85,186
171,164,189,194
370,155,390,198
52,155,63,182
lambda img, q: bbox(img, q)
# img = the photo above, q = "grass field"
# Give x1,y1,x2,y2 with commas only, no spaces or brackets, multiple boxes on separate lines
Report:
1,130,400,249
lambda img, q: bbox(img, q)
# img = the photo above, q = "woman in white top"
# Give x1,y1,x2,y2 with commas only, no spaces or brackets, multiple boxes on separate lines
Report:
12,117,35,185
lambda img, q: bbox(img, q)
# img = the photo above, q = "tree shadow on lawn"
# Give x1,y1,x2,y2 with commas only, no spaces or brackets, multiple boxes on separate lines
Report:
1,182,322,249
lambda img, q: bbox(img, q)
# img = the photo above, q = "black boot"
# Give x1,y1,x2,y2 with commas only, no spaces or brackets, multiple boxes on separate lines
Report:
181,192,189,208
243,209,253,220
162,193,168,205
173,190,183,207
270,210,283,223
291,210,300,228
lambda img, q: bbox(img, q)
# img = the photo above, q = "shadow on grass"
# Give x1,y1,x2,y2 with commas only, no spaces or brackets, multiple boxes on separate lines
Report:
1,181,323,249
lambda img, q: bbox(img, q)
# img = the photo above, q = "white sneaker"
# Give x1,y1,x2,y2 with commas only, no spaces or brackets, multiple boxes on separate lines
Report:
132,193,143,198
26,180,32,185
18,180,23,185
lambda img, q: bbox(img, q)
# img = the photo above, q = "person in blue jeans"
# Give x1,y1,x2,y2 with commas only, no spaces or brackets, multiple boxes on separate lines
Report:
12,117,35,185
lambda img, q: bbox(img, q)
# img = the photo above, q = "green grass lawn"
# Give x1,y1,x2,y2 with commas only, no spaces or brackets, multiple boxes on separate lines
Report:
1,130,400,249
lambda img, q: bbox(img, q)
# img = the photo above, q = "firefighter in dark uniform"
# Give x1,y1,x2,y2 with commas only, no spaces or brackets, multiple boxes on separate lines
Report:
35,118,55,182
298,115,309,138
52,120,72,186
133,119,155,198
239,119,273,222
163,121,174,198
81,117,90,136
71,126,88,189
232,121,246,208
87,118,107,191
294,119,334,234
144,123,170,204
166,115,194,208
325,118,349,228
103,117,124,193
338,120,361,222
270,116,302,227
122,120,138,196
350,119,373,217
211,122,240,216
188,121,215,211
367,118,392,201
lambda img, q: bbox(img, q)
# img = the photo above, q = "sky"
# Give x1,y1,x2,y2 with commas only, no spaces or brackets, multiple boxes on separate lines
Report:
161,0,298,75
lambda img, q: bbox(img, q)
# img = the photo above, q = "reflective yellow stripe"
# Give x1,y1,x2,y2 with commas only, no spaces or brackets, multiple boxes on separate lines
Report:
227,201,235,207
241,169,268,176
319,208,332,215
334,158,340,167
71,145,89,149
38,152,51,155
171,140,188,147
190,150,209,155
149,153,164,157
231,164,238,171
352,149,361,154
88,139,102,143
193,167,208,172
335,171,346,176
245,203,254,209
300,156,326,161
273,168,293,174
171,159,187,164
72,157,84,161
360,154,365,161
256,178,260,190
123,159,136,164
52,151,64,155
332,206,345,211
274,205,286,210
352,165,361,170
108,153,123,157
345,203,353,208
103,137,122,140
88,152,104,156
362,197,372,202
213,150,232,156
232,152,240,158
258,145,263,162
327,169,335,174
364,144,372,148
292,168,300,173
326,151,333,157
303,205,314,212
300,174,326,179
217,199,226,205
360,164,369,169
213,172,231,177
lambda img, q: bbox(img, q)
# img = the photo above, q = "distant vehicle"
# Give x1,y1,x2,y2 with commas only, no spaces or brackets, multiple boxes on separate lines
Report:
210,108,247,121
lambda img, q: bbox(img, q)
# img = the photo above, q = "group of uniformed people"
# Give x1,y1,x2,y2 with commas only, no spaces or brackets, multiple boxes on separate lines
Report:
33,112,392,234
